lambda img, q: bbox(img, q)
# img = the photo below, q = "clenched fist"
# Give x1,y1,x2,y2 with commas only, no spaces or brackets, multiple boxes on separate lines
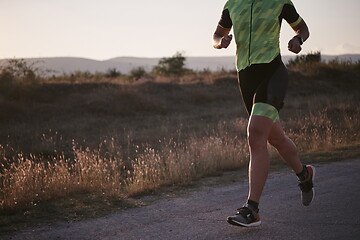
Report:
288,36,302,54
219,34,233,49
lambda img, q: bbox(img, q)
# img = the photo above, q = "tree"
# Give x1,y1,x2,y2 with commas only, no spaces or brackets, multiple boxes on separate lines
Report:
129,67,147,81
106,68,121,78
152,52,187,77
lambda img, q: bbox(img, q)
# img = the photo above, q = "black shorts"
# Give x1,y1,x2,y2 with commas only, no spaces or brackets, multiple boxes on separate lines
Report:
237,55,288,115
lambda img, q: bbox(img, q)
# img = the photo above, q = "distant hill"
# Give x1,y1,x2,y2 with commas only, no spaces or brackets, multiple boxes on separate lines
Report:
0,54,359,76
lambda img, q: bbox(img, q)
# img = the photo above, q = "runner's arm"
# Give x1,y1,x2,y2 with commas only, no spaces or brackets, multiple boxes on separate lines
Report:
288,19,310,54
213,25,232,49
282,3,310,54
213,9,233,49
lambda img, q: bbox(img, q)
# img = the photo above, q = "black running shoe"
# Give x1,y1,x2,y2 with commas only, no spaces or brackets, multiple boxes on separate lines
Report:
227,204,261,227
298,165,316,206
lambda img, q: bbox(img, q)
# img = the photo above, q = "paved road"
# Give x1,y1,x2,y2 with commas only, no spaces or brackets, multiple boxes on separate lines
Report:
4,159,360,240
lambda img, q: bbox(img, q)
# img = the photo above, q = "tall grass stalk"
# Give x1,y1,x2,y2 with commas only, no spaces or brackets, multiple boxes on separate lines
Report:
1,108,359,212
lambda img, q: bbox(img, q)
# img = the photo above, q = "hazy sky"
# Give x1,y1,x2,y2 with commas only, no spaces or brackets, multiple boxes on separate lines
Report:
1,0,360,60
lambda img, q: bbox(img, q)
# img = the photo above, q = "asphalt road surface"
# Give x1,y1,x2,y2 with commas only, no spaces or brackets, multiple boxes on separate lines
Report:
4,158,360,240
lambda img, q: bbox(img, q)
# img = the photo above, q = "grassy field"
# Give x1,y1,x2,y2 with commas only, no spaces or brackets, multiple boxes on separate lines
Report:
1,59,360,233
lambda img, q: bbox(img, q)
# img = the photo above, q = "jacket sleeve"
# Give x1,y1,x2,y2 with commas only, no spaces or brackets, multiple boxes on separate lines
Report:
281,1,302,27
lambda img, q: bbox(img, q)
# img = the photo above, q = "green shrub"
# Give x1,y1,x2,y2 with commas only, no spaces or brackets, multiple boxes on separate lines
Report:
0,59,40,100
354,61,360,71
105,68,121,78
287,51,322,67
152,52,188,77
128,67,147,81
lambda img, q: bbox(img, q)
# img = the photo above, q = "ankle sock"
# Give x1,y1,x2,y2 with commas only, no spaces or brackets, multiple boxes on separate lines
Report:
296,165,308,181
247,199,259,211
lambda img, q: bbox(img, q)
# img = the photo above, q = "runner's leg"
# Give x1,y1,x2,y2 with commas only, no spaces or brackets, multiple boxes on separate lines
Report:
268,121,303,174
247,115,273,203
239,57,283,203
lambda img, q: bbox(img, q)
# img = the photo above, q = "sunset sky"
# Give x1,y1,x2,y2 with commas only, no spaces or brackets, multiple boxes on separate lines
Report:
1,0,359,60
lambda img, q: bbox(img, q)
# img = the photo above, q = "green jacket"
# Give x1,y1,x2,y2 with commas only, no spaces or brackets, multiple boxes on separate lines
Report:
222,0,302,71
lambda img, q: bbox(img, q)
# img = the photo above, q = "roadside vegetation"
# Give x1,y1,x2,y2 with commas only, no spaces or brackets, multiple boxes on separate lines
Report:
1,52,359,232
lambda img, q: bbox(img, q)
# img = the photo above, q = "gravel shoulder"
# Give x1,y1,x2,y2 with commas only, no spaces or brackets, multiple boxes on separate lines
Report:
4,158,360,240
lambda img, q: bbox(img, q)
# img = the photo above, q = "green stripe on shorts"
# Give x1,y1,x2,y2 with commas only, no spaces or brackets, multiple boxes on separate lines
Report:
251,103,280,122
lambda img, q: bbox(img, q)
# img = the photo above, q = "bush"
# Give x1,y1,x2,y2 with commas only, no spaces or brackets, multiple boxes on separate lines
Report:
128,67,147,81
152,52,188,77
0,59,40,100
354,61,360,71
105,68,121,78
287,51,360,78
287,51,322,67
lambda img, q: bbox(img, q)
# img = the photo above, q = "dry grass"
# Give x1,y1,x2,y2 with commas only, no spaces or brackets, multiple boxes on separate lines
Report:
1,107,359,212
125,126,249,196
0,124,249,211
0,145,125,212
285,108,360,152
1,62,360,214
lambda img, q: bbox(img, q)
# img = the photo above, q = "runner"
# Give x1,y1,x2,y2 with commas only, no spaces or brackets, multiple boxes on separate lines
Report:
213,0,315,227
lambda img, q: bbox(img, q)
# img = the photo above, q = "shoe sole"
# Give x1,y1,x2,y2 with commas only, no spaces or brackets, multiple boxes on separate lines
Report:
227,218,261,227
303,165,316,206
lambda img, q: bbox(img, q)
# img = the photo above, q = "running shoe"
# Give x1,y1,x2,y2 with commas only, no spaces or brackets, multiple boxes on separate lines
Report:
227,204,261,227
298,165,316,206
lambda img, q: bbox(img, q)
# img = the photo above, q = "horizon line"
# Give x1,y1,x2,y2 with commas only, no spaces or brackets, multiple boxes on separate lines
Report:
1,53,360,62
